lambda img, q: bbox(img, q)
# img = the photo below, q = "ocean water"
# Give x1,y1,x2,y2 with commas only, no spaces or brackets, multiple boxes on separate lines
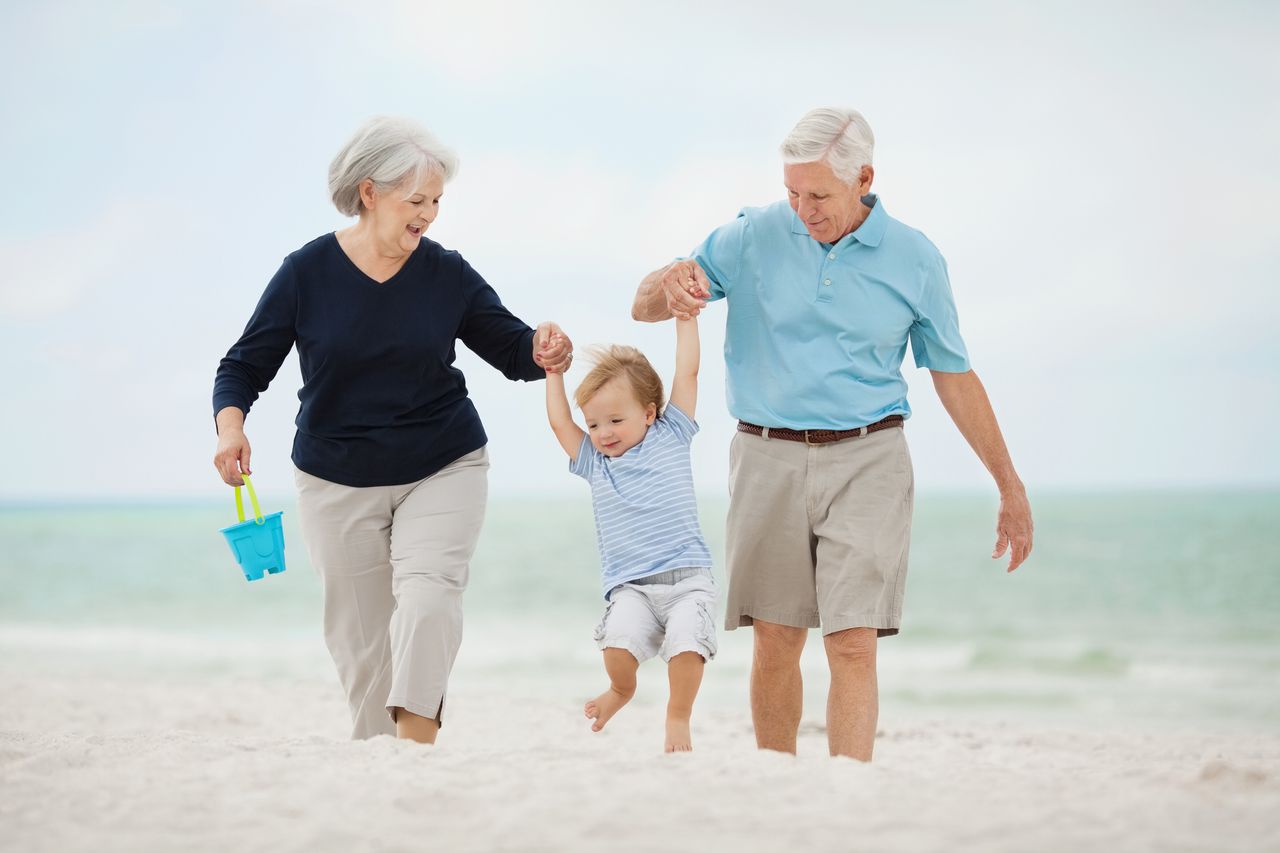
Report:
2,492,1277,731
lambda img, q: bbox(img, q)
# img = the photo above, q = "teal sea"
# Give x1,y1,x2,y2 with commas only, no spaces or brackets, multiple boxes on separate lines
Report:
2,492,1277,731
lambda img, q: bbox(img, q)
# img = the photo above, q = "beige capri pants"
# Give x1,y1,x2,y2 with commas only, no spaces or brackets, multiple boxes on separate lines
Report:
294,447,489,739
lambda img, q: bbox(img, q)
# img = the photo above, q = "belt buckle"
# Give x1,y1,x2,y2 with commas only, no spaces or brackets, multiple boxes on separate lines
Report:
803,429,816,446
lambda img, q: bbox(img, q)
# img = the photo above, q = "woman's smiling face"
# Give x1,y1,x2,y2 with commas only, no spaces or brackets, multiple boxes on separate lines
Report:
364,170,444,255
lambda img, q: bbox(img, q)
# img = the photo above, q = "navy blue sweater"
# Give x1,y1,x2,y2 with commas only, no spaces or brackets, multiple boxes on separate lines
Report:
212,233,544,487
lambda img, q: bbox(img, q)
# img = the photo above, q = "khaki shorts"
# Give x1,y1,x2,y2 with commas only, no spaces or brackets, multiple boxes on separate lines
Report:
724,426,914,637
595,568,718,663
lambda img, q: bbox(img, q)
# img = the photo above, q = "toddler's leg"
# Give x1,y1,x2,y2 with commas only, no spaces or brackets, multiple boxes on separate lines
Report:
585,648,639,732
665,651,705,752
586,587,660,733
661,578,717,752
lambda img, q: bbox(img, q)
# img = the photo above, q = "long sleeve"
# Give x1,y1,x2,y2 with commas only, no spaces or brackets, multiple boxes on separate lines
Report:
211,256,299,423
456,258,544,382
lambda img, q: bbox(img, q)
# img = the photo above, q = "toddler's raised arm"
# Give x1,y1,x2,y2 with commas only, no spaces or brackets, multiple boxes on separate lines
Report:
668,316,699,419
545,346,586,461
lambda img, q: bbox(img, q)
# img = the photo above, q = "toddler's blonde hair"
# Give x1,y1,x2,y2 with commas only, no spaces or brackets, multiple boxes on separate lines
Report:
573,345,664,412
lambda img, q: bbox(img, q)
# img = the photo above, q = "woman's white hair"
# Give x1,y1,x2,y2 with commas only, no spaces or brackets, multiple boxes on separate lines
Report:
328,116,459,217
779,108,875,186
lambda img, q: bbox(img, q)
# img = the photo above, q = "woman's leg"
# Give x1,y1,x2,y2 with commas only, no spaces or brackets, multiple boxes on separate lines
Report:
294,468,397,740
385,448,489,743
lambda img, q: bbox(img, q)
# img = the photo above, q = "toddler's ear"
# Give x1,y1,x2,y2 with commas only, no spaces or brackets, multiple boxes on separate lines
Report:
645,403,658,425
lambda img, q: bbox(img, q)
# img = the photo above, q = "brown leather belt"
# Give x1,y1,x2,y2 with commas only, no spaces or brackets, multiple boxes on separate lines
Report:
736,415,904,445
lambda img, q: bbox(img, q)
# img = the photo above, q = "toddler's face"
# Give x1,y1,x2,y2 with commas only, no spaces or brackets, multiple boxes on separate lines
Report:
581,378,657,458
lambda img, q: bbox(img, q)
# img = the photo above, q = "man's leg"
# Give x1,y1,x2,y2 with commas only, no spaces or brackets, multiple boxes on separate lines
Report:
751,621,808,753
812,428,912,762
824,627,878,760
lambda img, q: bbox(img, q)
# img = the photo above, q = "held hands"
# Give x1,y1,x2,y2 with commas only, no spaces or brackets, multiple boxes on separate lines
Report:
660,260,711,320
993,488,1034,572
534,322,574,374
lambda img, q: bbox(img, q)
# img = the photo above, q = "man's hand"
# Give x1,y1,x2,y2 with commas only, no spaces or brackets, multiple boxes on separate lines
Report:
659,260,711,320
994,487,1034,572
534,322,574,373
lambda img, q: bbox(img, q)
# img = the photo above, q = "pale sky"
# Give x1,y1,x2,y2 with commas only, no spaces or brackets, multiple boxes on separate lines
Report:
1,0,1276,500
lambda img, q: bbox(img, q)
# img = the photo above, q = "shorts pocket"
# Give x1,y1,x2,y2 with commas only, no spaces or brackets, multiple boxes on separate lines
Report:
696,599,719,659
593,600,615,644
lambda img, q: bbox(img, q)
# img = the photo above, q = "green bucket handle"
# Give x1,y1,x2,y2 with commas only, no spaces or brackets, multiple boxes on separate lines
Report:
234,473,265,525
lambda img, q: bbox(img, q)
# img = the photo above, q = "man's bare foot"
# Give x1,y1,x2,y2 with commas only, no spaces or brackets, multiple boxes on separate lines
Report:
584,685,633,732
665,716,693,752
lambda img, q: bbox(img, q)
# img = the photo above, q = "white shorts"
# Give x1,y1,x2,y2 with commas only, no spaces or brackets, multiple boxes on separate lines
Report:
594,568,718,663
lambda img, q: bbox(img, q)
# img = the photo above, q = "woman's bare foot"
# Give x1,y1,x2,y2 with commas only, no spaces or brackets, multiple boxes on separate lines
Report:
584,685,633,732
665,716,693,752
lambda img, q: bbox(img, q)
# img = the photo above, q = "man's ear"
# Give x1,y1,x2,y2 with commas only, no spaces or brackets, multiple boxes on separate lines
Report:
859,165,875,195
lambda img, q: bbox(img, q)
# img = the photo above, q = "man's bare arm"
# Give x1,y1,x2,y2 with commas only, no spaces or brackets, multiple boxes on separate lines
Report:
633,266,673,322
930,368,1034,572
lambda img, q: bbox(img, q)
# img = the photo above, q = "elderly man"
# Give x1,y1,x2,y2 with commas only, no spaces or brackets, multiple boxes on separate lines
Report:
631,107,1033,761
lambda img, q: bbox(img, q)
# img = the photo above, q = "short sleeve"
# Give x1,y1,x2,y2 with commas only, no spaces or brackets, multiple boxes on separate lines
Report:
690,211,749,303
568,434,595,479
659,402,699,445
909,253,971,372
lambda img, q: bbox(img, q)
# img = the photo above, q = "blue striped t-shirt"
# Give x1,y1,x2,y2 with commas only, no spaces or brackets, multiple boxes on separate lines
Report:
569,403,714,599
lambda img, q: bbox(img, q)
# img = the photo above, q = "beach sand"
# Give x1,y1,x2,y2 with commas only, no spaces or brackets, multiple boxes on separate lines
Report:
3,664,1278,853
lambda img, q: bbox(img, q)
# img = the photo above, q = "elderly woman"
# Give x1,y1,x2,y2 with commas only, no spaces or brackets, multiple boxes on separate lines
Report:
212,116,572,744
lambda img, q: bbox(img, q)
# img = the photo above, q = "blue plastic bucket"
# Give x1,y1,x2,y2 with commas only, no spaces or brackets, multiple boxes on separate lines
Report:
219,474,286,582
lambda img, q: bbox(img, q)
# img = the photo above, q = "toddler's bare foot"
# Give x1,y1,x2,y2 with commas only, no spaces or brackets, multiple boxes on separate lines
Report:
665,716,693,752
584,685,632,732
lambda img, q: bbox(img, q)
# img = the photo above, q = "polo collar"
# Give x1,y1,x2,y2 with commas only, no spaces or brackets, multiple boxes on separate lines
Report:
789,193,887,248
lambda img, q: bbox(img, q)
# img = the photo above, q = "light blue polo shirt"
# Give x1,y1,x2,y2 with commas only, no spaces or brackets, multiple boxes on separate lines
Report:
691,195,970,430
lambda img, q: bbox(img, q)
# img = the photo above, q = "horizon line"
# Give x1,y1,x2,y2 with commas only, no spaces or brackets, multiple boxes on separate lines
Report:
2,483,1278,510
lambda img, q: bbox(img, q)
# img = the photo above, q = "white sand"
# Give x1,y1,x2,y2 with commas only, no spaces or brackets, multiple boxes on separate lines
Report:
2,664,1278,853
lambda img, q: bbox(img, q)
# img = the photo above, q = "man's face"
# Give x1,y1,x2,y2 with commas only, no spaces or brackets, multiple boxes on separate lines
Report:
784,160,872,244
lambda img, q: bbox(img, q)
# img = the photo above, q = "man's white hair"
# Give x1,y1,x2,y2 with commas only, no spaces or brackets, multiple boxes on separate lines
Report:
328,116,459,217
779,108,875,186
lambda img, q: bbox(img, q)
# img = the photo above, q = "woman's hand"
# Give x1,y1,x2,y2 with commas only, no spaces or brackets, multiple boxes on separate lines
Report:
534,322,574,374
213,407,252,486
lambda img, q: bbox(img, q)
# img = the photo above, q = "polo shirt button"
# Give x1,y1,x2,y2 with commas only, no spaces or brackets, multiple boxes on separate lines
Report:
828,252,836,260
823,279,831,286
